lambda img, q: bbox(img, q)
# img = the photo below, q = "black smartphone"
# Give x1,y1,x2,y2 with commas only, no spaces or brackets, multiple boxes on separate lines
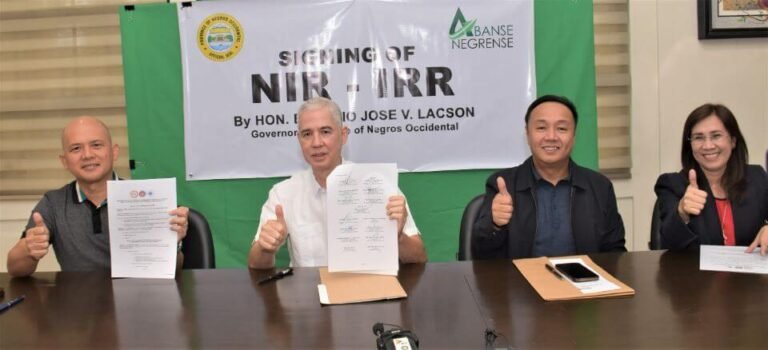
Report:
554,263,599,282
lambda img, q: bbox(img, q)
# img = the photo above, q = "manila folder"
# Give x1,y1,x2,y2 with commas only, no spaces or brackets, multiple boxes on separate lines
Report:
514,256,635,301
317,267,407,305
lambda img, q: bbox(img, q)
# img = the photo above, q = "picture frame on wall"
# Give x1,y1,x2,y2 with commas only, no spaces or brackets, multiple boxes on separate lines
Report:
698,0,768,39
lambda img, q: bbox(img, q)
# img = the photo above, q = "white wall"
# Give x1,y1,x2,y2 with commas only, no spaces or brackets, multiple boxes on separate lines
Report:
1,0,766,272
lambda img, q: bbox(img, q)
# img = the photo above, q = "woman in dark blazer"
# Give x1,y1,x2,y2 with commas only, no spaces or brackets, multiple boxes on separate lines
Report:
654,104,767,254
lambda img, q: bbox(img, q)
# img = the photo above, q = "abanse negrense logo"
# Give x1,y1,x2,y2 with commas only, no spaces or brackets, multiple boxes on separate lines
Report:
448,8,514,49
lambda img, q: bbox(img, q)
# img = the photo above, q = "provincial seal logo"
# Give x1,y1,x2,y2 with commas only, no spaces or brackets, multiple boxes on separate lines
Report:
197,13,243,62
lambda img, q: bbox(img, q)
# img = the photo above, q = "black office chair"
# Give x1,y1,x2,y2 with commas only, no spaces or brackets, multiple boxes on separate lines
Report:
457,194,485,261
648,199,662,250
182,208,216,269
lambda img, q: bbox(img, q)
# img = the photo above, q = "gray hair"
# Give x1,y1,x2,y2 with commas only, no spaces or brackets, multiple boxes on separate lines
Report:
297,97,343,127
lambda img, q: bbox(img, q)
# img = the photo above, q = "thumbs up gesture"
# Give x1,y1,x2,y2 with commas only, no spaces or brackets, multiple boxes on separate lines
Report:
257,204,288,253
25,212,50,261
678,169,708,223
492,176,514,227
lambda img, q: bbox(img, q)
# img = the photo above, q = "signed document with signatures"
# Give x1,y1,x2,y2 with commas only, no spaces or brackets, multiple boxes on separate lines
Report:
327,163,398,275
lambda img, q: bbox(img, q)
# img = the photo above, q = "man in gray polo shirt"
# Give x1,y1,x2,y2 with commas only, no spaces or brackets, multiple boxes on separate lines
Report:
6,116,189,277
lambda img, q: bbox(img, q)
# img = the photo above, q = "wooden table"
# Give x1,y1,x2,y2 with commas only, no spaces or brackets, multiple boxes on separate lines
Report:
1,251,766,349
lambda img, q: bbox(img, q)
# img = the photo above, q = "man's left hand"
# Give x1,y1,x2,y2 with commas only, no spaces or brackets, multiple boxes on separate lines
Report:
169,207,189,243
386,195,408,236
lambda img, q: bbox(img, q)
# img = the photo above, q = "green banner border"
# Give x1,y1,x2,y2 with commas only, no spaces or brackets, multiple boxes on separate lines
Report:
119,1,597,267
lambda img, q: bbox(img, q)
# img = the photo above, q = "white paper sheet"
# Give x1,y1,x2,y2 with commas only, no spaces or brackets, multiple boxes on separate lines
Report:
700,245,768,274
108,178,178,279
326,164,398,275
317,284,330,305
548,257,620,294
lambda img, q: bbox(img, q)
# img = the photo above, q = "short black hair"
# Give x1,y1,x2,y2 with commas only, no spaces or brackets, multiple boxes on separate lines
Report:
524,95,578,126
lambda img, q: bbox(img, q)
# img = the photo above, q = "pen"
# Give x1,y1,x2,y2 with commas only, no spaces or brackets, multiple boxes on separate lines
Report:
0,295,25,313
258,268,293,285
545,263,563,280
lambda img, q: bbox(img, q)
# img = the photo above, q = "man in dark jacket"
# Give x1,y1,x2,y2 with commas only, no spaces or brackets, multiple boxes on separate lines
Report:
472,95,626,259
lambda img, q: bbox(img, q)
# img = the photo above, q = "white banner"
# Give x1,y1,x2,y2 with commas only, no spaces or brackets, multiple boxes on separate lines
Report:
179,0,534,180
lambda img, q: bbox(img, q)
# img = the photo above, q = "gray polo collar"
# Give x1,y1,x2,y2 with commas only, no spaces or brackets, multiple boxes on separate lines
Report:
75,171,119,206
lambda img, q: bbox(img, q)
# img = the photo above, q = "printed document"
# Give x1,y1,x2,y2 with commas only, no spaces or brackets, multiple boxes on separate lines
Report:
327,164,398,275
700,245,768,274
108,178,178,279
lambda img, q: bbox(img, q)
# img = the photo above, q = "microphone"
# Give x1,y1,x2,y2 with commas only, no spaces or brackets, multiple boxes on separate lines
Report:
371,322,419,350
372,322,384,336
463,276,509,350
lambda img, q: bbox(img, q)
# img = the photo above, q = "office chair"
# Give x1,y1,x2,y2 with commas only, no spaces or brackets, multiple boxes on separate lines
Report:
182,208,216,269
648,199,662,250
457,194,485,261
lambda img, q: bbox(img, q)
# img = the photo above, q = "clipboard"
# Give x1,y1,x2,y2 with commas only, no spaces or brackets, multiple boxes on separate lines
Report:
513,255,635,301
317,268,407,305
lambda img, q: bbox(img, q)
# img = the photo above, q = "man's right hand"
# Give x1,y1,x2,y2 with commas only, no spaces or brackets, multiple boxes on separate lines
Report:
491,176,514,227
25,212,50,261
256,205,288,253
678,169,708,223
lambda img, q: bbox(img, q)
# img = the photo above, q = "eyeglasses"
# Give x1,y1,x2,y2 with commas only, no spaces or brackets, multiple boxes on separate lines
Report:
689,133,728,145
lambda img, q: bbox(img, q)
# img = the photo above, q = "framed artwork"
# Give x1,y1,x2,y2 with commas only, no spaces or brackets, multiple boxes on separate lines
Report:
698,0,768,39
